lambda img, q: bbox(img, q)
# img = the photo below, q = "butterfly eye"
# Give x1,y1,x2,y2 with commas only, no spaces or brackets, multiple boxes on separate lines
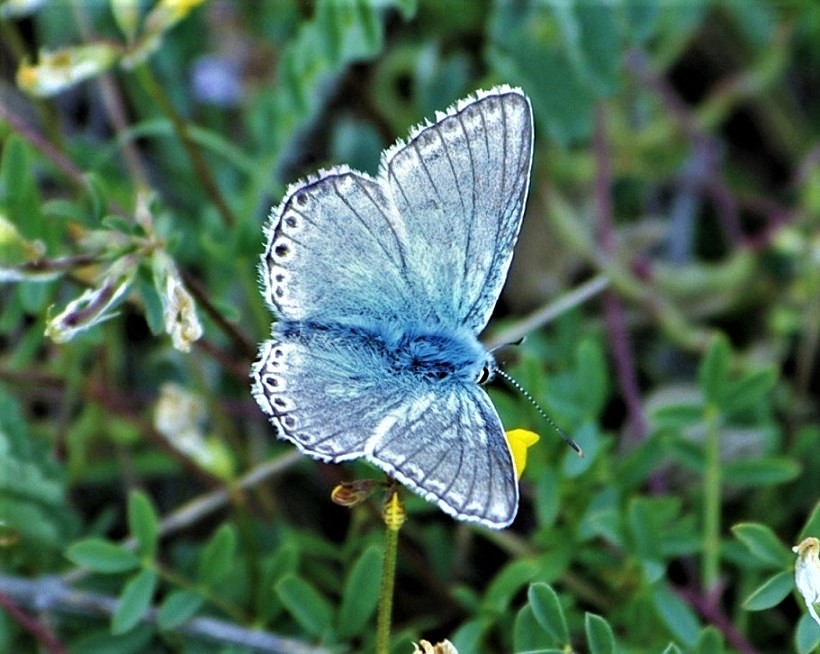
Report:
477,366,492,385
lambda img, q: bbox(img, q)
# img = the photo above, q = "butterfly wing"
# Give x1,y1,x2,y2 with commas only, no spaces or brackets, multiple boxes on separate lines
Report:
260,85,533,331
261,167,420,325
366,382,518,528
254,86,533,528
382,86,533,332
252,323,518,528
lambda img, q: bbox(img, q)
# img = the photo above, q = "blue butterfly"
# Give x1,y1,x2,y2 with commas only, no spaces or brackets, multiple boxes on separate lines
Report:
251,85,533,528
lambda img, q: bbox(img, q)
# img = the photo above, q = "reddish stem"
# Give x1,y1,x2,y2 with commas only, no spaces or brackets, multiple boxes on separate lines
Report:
0,592,67,654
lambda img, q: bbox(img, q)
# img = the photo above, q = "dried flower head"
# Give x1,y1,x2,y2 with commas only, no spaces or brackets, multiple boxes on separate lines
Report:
331,480,379,508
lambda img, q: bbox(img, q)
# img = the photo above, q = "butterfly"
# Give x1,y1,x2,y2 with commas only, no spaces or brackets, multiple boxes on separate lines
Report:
251,85,533,528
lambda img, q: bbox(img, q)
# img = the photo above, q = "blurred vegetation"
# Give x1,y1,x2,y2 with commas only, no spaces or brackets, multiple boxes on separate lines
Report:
0,0,819,652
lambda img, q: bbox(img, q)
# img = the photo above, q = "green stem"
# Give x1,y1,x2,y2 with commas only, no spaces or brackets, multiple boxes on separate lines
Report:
702,405,721,591
376,512,400,654
134,65,237,227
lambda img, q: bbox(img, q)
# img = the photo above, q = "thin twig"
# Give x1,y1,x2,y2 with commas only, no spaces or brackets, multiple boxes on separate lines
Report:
71,1,149,187
182,269,258,360
134,65,237,227
0,96,130,216
674,584,758,654
61,451,302,586
0,98,85,187
0,591,67,654
486,275,610,350
0,575,330,654
594,103,650,450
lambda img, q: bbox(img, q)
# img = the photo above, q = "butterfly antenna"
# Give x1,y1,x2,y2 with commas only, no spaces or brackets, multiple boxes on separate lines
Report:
495,369,584,457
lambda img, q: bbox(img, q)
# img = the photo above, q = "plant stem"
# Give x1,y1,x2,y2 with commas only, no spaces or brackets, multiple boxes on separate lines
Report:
134,65,237,227
702,405,722,591
376,489,404,654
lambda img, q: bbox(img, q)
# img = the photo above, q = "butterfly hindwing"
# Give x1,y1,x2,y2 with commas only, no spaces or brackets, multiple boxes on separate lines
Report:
367,384,518,528
251,321,518,527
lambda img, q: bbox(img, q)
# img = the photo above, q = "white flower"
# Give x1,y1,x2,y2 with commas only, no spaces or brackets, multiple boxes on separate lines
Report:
17,43,121,97
154,383,207,455
793,536,820,627
412,640,458,654
152,250,203,352
154,383,233,479
45,260,135,343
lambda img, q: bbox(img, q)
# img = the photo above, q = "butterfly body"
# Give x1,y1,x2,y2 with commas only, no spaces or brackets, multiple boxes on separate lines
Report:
252,86,534,528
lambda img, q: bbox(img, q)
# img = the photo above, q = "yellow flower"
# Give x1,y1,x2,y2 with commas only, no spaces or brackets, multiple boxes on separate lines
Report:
793,536,820,627
505,429,540,479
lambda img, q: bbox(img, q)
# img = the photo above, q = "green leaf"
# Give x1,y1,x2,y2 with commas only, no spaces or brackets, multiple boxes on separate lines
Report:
337,545,382,638
627,498,665,582
157,589,205,630
742,570,793,610
66,539,140,573
565,2,621,94
1,136,41,235
528,582,568,644
796,613,820,654
731,523,792,568
317,0,383,62
651,404,703,430
698,334,730,405
482,558,541,614
83,172,110,222
723,457,801,487
650,583,700,646
69,624,155,654
488,3,596,145
720,368,777,417
535,467,559,527
112,569,157,635
799,500,820,541
128,491,159,558
276,574,333,638
136,269,165,335
576,338,608,417
694,626,724,653
513,605,554,653
662,645,683,654
451,618,489,654
585,612,615,654
198,523,238,586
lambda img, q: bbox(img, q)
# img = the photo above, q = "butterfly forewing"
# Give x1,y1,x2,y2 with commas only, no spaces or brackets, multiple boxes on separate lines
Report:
384,88,533,331
261,169,417,324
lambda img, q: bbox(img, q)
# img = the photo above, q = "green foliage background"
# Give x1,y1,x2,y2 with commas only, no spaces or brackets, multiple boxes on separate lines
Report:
0,1,819,652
